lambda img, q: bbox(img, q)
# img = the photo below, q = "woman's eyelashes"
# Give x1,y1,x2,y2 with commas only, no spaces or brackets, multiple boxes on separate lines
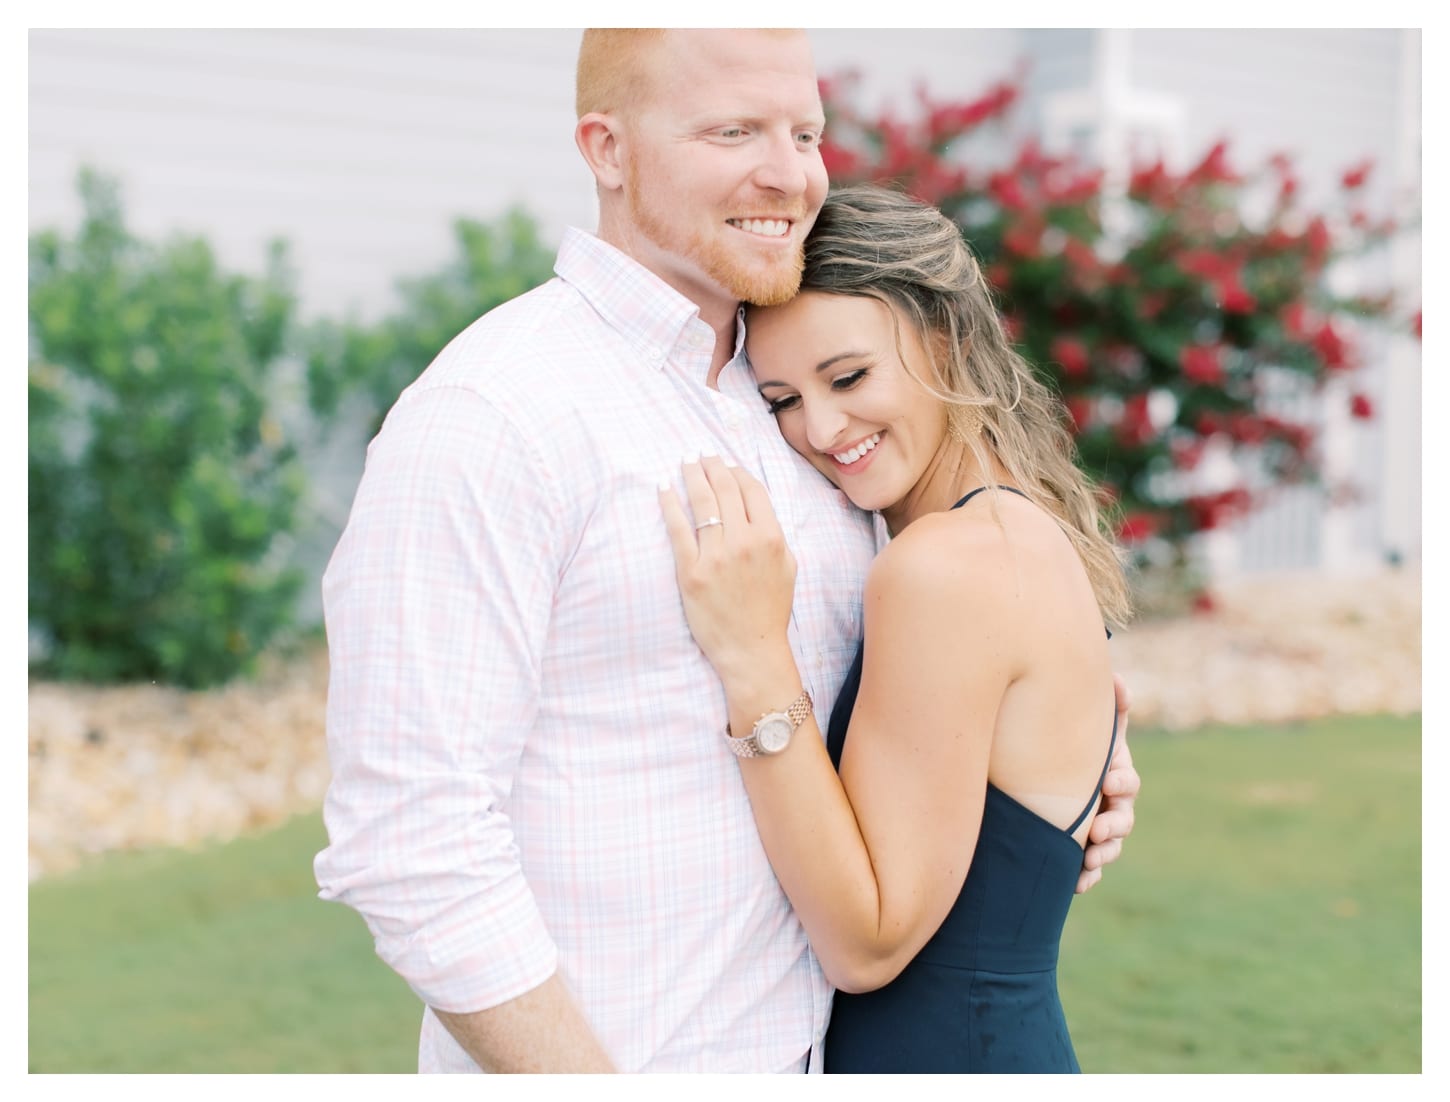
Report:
761,368,871,416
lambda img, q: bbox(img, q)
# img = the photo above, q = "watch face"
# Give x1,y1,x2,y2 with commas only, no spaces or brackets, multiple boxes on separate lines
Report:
756,715,793,754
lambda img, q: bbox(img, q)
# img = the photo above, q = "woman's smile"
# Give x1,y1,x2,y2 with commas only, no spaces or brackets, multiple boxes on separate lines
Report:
827,431,884,473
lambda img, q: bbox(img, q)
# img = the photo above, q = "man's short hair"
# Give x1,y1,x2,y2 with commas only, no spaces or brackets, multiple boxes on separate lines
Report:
575,29,668,119
575,29,807,120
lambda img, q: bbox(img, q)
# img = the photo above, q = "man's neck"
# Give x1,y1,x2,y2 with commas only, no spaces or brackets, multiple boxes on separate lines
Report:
702,308,741,391
594,218,742,390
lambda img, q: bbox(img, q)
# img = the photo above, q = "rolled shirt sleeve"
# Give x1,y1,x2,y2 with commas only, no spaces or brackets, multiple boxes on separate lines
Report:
314,382,566,1013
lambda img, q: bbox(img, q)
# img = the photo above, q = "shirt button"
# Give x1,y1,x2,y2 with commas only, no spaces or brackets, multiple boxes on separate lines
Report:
816,652,826,669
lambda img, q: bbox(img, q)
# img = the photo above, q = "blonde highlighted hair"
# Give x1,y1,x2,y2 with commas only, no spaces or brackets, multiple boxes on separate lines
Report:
791,184,1133,626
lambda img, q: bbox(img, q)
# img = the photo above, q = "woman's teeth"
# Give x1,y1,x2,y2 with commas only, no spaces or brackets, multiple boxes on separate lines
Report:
832,433,881,465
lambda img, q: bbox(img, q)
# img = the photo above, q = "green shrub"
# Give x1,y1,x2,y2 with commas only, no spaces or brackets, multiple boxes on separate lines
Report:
29,170,306,687
305,208,557,433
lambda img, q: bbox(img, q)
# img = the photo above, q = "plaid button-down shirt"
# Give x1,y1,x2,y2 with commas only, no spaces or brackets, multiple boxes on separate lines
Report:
315,228,877,1072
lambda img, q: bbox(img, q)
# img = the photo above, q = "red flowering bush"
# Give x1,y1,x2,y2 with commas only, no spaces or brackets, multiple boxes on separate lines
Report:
819,71,1419,568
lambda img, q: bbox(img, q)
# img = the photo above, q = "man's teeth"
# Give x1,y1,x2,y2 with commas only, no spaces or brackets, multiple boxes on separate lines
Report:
731,218,789,237
832,433,881,465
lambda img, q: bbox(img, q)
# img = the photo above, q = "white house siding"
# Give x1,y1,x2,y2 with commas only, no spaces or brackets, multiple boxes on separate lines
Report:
1021,28,1098,98
1129,29,1405,210
29,28,594,321
812,28,1025,103
1378,31,1422,570
28,28,1420,607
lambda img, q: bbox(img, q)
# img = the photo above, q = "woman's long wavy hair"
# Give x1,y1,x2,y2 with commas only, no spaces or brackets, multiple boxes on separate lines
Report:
791,184,1132,626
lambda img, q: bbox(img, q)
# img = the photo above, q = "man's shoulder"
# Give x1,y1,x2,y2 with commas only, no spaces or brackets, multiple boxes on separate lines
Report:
405,277,617,397
418,226,660,388
426,278,577,374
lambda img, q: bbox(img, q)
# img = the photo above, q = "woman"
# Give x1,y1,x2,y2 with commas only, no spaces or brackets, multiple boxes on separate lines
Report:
658,185,1133,1073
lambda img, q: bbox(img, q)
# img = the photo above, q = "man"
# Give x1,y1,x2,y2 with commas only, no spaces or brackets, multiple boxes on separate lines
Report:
315,28,1138,1073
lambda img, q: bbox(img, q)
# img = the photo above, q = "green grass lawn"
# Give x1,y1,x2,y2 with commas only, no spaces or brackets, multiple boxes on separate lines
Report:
1060,713,1421,1073
29,713,1420,1073
28,813,421,1073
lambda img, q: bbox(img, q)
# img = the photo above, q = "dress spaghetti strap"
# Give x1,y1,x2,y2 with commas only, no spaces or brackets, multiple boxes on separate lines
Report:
949,484,1028,511
1065,705,1119,836
951,482,1117,834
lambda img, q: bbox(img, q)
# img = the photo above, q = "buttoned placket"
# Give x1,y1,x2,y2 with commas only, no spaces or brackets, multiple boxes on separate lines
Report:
661,314,850,1066
715,345,858,769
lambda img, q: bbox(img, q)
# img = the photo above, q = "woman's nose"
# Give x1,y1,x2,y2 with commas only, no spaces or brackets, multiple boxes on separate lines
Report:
803,400,848,453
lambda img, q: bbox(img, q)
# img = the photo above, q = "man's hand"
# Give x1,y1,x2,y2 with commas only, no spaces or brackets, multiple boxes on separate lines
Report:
1077,672,1139,894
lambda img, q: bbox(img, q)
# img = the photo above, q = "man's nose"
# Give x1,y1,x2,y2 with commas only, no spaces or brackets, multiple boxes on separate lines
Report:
751,128,810,196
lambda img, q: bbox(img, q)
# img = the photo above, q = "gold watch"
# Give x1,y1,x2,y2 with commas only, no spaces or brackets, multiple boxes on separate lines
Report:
725,689,813,758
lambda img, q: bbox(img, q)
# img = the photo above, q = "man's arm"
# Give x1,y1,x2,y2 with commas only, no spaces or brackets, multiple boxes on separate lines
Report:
1077,672,1139,894
315,384,611,1068
433,975,615,1073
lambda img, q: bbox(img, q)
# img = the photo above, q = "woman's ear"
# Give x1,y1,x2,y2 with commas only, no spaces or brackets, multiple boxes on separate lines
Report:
932,328,965,367
575,112,627,193
918,326,968,393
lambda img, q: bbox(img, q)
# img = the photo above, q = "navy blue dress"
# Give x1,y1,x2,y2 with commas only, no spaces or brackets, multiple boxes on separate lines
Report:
822,487,1117,1074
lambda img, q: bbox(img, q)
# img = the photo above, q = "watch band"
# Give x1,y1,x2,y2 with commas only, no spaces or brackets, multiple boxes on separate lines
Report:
725,689,813,758
783,689,814,728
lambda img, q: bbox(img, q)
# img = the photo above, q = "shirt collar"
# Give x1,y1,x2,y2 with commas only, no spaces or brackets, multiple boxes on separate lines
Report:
554,228,721,373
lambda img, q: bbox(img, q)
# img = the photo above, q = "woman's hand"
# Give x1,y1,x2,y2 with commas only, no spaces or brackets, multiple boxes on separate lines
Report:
1076,672,1139,893
659,456,797,682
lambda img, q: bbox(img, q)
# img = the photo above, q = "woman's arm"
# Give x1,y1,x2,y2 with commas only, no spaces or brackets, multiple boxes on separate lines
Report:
660,458,1017,992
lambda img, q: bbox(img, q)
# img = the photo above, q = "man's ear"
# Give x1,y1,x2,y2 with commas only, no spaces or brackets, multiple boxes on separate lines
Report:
575,112,626,192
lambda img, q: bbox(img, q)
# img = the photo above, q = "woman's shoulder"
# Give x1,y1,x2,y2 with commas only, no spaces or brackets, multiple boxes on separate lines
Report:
877,489,1061,569
866,504,1016,612
867,491,1083,625
863,506,1032,686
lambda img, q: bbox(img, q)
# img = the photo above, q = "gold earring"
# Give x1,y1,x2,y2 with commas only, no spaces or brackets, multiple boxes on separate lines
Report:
949,405,983,445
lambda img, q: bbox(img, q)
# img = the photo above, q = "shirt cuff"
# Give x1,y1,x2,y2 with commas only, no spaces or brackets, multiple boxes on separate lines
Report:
376,866,560,1014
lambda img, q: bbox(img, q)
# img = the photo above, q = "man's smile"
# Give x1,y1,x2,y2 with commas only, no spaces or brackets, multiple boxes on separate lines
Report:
727,218,793,238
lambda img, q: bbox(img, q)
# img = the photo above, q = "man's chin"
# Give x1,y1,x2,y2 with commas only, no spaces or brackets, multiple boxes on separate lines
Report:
728,263,804,308
740,280,802,308
694,237,805,307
